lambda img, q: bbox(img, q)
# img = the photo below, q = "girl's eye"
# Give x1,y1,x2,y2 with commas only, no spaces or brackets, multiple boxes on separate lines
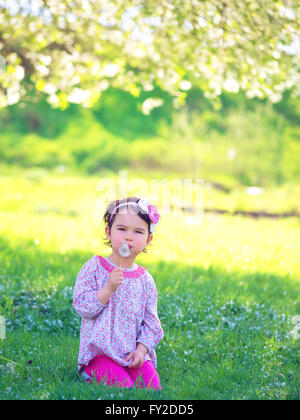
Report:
117,228,143,234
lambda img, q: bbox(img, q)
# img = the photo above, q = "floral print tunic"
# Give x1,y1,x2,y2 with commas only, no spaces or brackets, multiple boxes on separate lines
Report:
73,255,164,372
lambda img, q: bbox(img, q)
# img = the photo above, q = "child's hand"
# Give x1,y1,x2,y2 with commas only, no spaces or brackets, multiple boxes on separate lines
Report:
125,349,145,369
107,268,124,292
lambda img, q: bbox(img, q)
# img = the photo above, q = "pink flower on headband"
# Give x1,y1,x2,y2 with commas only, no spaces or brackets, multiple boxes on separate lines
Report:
148,205,160,224
138,198,160,232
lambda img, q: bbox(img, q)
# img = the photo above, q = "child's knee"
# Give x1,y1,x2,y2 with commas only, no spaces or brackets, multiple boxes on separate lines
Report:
85,361,134,389
132,369,161,390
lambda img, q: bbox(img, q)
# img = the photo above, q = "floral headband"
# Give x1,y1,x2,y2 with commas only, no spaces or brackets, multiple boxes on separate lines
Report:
109,198,160,233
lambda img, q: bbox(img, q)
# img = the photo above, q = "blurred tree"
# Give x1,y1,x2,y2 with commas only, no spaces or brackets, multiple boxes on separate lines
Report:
0,0,299,110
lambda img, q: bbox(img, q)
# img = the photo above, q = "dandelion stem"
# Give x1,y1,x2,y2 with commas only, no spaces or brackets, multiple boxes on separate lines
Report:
0,356,23,366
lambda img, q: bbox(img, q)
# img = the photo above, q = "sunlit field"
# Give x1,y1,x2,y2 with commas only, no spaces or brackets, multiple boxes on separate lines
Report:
0,170,299,400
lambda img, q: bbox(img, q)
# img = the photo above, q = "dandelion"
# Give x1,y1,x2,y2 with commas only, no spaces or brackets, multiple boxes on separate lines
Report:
119,241,130,258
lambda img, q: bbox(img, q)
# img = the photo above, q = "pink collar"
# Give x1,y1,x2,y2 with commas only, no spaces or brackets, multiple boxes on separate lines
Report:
97,256,146,279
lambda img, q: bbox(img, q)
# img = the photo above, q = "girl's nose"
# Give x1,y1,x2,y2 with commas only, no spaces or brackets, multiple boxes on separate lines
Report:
124,232,134,241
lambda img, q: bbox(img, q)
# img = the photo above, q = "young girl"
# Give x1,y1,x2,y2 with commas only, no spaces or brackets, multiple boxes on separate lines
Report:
73,197,164,390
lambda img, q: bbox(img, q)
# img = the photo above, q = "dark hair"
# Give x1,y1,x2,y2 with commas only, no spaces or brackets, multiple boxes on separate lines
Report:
103,197,153,252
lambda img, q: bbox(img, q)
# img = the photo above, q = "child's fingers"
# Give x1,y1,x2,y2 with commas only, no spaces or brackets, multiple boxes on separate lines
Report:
128,356,137,368
127,353,143,369
128,358,141,369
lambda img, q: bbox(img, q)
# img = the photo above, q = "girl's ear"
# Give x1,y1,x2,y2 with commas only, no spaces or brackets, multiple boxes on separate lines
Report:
105,225,111,240
146,233,153,246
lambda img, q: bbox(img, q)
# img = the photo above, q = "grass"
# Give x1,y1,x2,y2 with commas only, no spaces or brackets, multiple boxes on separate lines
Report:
0,169,299,400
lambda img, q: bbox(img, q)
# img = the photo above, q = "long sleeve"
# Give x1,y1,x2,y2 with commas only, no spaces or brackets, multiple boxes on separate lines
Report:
137,273,164,354
73,256,107,320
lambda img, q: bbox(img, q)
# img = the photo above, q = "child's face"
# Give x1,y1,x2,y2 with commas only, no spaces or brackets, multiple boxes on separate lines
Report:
106,210,153,257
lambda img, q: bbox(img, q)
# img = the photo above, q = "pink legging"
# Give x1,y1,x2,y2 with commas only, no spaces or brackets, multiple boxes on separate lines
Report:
83,355,161,390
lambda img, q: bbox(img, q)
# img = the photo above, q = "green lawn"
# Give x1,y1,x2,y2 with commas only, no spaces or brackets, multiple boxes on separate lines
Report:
0,170,299,400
